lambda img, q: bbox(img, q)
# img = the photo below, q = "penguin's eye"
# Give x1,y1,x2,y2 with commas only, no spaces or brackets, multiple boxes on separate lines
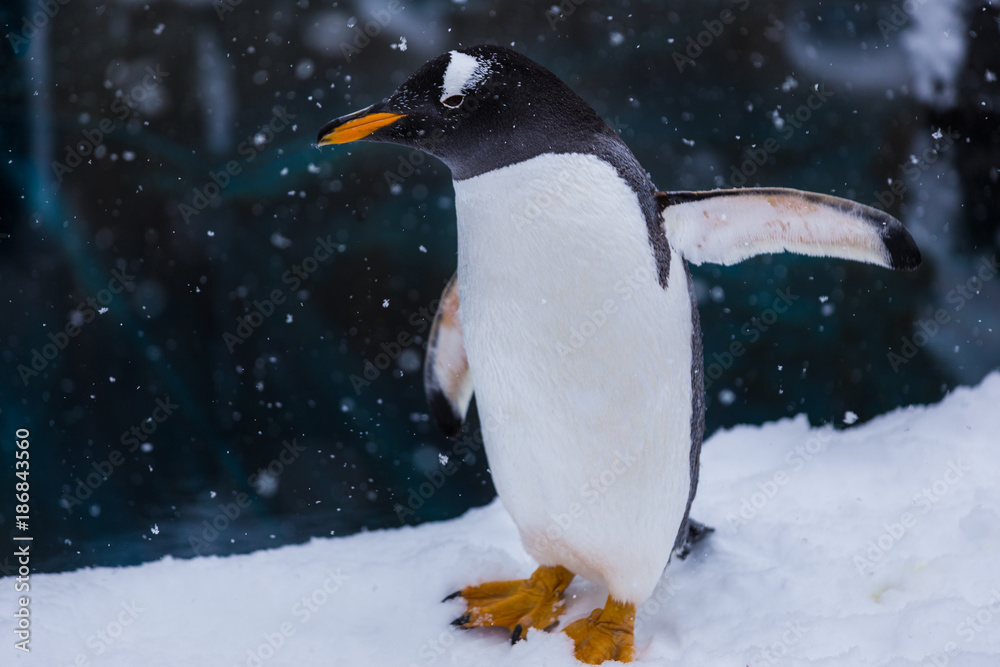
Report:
441,94,465,108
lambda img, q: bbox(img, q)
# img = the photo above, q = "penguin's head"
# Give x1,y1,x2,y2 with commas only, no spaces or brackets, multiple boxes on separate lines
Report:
317,45,610,179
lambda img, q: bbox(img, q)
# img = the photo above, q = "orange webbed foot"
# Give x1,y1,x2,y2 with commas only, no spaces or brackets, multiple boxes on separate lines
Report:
446,565,575,643
563,595,636,664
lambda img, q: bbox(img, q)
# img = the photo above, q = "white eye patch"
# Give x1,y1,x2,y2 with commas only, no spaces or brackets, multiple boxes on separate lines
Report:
441,50,488,103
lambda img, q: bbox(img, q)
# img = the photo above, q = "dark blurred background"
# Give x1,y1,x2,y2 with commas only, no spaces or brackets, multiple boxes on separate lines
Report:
1,0,997,574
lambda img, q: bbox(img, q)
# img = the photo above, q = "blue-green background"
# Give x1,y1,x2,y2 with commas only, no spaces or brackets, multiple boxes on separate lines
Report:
1,0,997,573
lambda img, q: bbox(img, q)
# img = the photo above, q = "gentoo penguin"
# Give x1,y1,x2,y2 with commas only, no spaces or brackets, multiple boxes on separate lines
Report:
317,45,920,664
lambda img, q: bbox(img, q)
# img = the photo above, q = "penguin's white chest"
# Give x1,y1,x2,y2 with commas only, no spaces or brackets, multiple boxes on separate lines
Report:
452,153,695,604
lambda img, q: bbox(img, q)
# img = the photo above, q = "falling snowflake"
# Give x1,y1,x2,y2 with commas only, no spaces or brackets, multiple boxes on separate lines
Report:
270,231,293,249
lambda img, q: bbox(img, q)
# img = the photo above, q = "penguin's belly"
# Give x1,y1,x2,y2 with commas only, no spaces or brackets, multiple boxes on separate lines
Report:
453,152,694,604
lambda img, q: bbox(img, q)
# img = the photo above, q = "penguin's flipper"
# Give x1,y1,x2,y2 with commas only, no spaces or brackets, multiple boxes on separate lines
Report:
425,272,473,438
656,188,921,270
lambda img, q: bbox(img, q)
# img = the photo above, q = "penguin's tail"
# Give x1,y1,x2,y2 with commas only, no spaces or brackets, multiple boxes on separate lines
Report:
673,519,714,561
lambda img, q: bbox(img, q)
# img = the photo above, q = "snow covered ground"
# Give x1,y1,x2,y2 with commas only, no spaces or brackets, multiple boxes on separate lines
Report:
7,373,1000,666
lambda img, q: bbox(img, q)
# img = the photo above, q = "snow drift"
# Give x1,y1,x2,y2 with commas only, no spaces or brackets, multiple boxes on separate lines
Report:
6,373,1000,666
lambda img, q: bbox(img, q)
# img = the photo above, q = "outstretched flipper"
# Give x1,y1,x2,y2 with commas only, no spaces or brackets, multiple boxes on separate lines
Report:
657,187,921,270
424,273,473,437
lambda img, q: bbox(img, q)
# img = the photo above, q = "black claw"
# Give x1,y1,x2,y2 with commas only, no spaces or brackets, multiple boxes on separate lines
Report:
442,590,462,602
511,624,523,644
451,613,471,627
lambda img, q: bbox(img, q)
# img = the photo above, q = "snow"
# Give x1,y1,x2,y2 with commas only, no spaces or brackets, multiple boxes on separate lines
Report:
8,374,1000,666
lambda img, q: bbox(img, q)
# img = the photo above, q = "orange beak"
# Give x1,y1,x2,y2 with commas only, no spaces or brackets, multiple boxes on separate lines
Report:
317,108,406,146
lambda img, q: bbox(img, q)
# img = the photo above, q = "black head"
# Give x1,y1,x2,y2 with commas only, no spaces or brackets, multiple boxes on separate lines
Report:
317,45,616,180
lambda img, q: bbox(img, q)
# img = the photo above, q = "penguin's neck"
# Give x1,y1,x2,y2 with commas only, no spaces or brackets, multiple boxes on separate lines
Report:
452,152,657,296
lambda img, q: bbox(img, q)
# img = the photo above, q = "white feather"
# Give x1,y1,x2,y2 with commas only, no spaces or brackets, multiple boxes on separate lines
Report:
441,51,488,102
453,153,694,605
662,188,899,268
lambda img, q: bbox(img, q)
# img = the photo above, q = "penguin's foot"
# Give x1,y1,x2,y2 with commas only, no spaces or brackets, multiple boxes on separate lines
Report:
674,518,715,560
445,565,575,642
563,596,636,664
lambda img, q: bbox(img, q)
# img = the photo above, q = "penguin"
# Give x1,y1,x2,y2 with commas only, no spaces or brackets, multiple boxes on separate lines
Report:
317,45,920,664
